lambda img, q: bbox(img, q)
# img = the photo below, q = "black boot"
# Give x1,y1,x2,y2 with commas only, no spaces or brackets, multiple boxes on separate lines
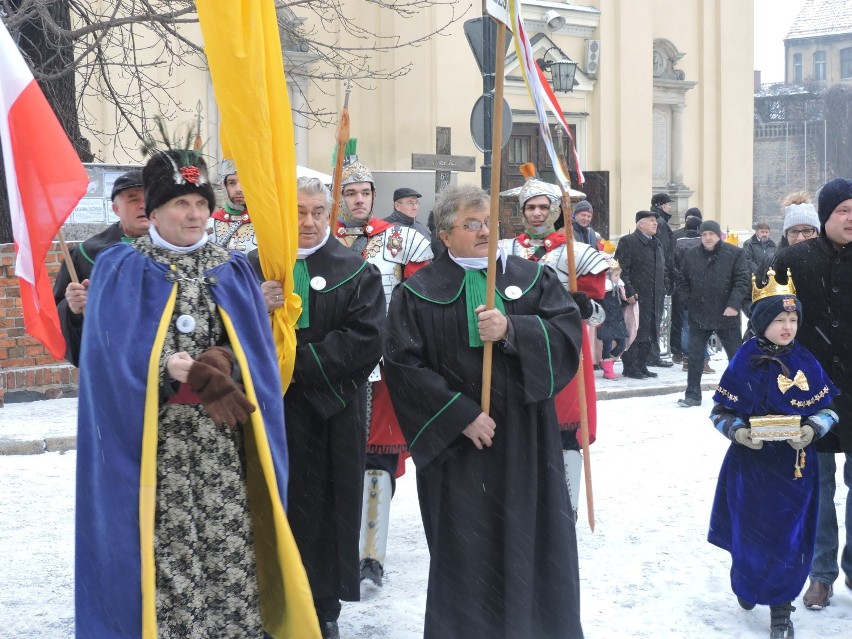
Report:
320,621,340,639
769,602,795,638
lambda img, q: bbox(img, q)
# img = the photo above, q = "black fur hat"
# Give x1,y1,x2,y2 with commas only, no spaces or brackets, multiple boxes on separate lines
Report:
142,150,216,216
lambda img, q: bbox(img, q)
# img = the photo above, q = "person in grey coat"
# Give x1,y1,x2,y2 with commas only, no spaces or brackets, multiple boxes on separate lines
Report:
742,220,776,286
676,220,750,407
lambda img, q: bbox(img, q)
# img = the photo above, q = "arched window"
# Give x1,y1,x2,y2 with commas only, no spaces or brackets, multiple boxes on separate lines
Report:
841,48,852,79
793,53,802,83
814,51,827,81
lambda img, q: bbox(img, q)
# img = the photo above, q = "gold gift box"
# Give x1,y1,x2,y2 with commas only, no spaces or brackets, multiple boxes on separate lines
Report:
749,414,803,442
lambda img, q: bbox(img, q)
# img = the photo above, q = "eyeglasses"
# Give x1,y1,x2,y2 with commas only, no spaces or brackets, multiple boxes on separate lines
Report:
785,228,816,239
453,219,489,232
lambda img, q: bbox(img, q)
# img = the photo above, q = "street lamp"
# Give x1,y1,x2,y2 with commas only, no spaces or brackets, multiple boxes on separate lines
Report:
536,47,578,93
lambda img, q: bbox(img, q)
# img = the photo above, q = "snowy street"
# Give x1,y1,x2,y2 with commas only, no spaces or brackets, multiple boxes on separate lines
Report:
1,391,850,638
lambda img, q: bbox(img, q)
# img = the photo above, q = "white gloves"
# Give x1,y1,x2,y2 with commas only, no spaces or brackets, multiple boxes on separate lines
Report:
734,428,763,450
788,425,815,450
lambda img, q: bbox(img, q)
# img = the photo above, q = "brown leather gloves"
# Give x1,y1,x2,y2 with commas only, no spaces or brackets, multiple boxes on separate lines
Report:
187,346,256,428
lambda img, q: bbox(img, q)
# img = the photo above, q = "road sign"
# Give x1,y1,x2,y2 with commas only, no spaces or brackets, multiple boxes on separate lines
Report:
470,94,513,153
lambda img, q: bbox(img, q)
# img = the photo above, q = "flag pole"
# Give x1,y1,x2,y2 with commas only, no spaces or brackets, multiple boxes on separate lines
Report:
559,178,595,532
328,77,352,231
481,19,507,415
57,229,79,285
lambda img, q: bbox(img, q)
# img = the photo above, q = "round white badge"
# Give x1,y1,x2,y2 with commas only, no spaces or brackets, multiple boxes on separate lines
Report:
310,276,327,291
176,314,196,333
504,285,522,300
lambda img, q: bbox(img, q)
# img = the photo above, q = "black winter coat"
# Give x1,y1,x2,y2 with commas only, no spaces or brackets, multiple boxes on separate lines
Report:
773,236,852,454
614,230,666,343
676,241,750,331
742,234,777,283
652,206,676,293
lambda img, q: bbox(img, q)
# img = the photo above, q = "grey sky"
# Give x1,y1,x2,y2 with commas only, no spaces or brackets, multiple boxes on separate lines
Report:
754,0,807,83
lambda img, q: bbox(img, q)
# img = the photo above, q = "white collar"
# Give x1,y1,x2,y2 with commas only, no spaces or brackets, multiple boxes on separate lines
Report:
296,227,331,259
148,225,209,253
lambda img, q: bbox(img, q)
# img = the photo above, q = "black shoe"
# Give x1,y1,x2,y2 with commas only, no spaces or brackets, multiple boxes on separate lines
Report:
769,602,795,638
737,596,755,611
647,358,674,368
641,369,659,378
360,558,384,587
677,397,702,407
622,370,648,379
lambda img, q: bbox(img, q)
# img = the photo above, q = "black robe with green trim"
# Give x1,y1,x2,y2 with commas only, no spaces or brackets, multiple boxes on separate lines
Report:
256,239,386,604
384,252,585,639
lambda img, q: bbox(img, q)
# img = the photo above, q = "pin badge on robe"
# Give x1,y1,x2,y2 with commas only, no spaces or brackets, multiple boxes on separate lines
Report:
310,276,326,291
176,315,196,333
504,285,522,300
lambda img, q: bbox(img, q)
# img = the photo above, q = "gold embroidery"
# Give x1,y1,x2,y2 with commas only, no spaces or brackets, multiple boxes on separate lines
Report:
716,386,739,403
790,385,830,408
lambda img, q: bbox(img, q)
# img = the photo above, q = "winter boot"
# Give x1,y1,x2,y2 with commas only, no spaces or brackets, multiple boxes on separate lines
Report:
682,359,689,372
769,602,795,639
601,358,618,379
359,469,392,588
320,621,340,639
703,359,715,374
562,450,582,521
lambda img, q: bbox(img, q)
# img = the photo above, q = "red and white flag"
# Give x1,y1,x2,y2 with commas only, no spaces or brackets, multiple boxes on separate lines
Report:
0,22,88,359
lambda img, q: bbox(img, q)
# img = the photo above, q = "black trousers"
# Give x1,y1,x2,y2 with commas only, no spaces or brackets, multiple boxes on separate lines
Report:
622,339,651,375
684,325,742,401
670,294,684,356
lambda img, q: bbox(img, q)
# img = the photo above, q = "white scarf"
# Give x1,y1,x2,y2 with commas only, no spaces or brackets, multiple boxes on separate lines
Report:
448,245,507,273
296,227,331,259
148,225,208,253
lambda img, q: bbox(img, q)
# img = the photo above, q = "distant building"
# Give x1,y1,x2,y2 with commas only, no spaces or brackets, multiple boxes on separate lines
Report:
785,0,852,86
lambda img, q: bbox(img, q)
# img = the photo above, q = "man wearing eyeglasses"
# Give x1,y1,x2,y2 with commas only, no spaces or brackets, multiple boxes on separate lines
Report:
774,178,852,611
383,184,584,639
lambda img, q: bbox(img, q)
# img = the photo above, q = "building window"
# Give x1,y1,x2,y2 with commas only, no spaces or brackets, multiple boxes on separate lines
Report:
793,53,802,83
842,48,852,79
814,51,826,81
508,137,529,164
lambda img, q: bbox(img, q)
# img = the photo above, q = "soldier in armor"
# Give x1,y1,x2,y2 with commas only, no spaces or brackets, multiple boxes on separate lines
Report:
500,171,608,519
335,154,433,588
207,159,258,256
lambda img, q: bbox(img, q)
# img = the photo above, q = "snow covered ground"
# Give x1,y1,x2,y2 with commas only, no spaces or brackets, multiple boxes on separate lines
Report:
1,391,851,638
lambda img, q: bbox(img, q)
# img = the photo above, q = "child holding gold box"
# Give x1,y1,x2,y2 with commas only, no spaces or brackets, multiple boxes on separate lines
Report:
708,268,839,639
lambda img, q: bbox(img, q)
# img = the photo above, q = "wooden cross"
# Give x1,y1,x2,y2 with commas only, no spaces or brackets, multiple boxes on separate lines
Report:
411,127,476,195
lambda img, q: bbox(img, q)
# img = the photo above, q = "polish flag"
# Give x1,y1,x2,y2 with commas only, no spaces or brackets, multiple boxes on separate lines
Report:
0,22,88,359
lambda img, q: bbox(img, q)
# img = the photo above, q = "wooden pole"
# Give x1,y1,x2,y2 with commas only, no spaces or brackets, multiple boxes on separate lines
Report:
57,229,79,284
560,189,595,532
480,20,507,414
328,80,352,231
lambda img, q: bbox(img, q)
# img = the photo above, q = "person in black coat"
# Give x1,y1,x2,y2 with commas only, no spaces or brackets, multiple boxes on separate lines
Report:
670,207,702,363
614,210,668,379
773,177,852,610
676,220,750,407
52,170,149,366
742,220,777,286
648,193,677,367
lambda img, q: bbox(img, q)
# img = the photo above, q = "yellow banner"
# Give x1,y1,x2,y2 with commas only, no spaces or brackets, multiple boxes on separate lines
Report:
197,0,301,393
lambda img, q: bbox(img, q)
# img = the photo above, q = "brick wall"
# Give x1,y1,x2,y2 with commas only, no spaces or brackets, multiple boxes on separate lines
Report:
0,242,79,407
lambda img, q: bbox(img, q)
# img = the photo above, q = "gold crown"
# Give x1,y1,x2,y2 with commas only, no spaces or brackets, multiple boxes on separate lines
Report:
608,258,621,269
752,267,796,303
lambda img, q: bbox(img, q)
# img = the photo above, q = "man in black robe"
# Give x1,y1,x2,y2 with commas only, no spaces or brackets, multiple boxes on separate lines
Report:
52,170,148,365
257,177,385,639
384,185,585,639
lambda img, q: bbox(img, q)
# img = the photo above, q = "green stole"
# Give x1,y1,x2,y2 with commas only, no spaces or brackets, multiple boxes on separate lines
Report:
464,269,505,347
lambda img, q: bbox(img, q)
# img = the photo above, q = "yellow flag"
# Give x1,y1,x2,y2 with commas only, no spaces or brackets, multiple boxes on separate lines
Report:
196,3,319,638
196,0,301,392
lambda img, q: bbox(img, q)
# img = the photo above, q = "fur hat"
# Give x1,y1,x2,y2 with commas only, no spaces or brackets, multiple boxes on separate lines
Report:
782,202,819,233
699,220,722,238
750,294,802,338
635,210,655,223
651,193,673,207
142,151,215,216
817,177,852,225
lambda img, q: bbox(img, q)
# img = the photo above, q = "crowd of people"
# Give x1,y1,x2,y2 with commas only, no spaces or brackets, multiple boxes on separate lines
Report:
54,145,852,639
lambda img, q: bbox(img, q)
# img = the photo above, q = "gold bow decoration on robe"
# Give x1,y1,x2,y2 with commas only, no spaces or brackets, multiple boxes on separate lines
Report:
778,369,809,394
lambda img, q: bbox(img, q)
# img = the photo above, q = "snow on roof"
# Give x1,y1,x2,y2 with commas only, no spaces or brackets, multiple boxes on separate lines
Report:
786,0,852,40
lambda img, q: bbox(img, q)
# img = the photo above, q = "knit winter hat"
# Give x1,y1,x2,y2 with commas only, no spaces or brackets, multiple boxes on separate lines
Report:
684,207,702,220
782,202,819,233
573,200,593,215
699,220,722,238
143,150,216,216
685,216,701,231
817,177,852,225
750,294,802,338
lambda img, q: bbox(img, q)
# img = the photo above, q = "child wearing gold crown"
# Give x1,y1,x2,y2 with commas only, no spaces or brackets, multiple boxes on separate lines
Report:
707,268,839,639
